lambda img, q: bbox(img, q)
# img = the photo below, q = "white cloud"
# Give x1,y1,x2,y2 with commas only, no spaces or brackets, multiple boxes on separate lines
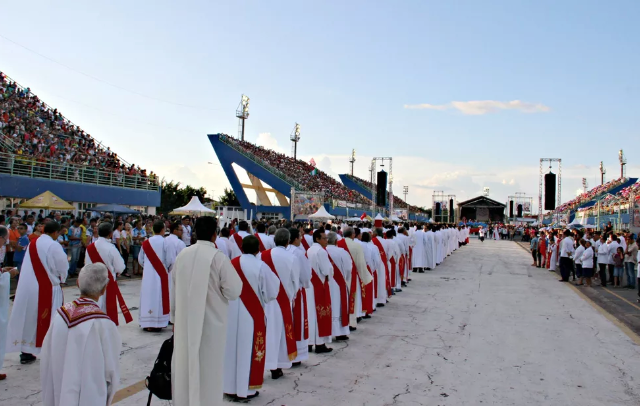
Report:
255,132,287,154
404,100,550,115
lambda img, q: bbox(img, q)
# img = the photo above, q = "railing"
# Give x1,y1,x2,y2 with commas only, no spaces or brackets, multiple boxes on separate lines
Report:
0,152,159,191
0,72,132,167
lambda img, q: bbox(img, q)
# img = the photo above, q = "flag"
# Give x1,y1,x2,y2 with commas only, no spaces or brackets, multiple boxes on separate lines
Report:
310,158,316,167
310,168,318,175
360,212,366,220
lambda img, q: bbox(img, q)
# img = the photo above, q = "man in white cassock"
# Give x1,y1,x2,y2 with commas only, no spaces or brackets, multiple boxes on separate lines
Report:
138,220,171,332
358,231,378,318
216,227,232,258
6,221,68,365
1,226,20,380
229,221,252,259
40,263,121,406
84,222,129,325
306,229,334,353
171,217,243,406
325,232,352,340
223,235,279,401
255,223,275,252
372,228,390,306
286,228,312,364
385,229,402,292
339,227,373,327
435,227,444,265
396,228,410,287
412,226,427,272
261,228,299,380
301,228,314,251
425,225,437,270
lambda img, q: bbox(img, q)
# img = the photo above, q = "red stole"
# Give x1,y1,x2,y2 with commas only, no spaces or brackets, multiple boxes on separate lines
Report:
293,288,309,341
58,298,111,328
260,249,297,360
142,240,170,315
86,243,133,325
336,239,359,316
28,240,53,348
255,234,266,252
372,238,392,297
233,233,244,254
230,257,267,390
301,235,310,251
371,265,378,299
409,246,413,270
399,254,406,282
309,264,332,337
389,256,397,287
326,250,349,327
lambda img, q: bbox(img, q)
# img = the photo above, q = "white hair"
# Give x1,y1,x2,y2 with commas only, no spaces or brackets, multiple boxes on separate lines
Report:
78,263,109,297
327,232,338,245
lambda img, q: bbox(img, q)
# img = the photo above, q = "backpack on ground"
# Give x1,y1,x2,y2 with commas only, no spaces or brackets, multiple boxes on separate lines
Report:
145,335,173,405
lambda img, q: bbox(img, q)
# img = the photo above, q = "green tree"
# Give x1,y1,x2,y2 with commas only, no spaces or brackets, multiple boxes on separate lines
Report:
218,188,240,206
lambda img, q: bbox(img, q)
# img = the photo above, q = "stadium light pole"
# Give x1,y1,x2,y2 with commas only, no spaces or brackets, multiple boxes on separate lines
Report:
236,94,250,141
599,161,606,185
403,185,408,203
290,123,301,159
619,149,626,179
349,149,356,176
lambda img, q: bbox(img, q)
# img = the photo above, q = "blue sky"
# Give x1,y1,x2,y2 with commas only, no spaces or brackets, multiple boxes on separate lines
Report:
1,0,638,210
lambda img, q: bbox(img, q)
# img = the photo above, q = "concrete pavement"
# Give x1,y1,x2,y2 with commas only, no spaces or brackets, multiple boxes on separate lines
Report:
2,238,640,405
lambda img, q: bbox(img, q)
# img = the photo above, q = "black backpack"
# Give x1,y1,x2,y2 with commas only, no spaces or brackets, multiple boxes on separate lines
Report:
145,335,173,405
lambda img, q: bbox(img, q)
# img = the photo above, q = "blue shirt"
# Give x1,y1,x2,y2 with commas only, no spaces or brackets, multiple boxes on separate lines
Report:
13,235,30,263
132,228,147,245
68,226,82,247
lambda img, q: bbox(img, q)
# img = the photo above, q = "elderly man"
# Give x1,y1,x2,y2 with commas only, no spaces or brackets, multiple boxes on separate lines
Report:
6,221,68,365
40,263,121,406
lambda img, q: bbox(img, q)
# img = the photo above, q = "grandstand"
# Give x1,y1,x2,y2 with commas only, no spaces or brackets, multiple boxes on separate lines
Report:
0,71,160,210
339,174,427,213
209,133,376,219
543,176,638,228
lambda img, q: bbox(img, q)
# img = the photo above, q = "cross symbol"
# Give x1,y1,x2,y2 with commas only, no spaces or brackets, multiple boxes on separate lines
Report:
13,340,18,346
148,310,153,314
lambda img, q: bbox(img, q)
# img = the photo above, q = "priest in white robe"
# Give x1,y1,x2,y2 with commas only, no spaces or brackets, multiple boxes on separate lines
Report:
138,220,171,331
6,221,68,364
339,227,373,326
286,228,312,364
255,223,275,252
358,231,378,317
261,229,299,379
40,263,121,406
216,227,233,258
84,222,127,319
326,232,352,339
171,216,243,406
425,226,437,270
223,235,279,401
385,230,402,291
412,227,427,271
372,228,390,305
1,226,19,380
435,228,444,265
306,230,334,353
229,221,251,259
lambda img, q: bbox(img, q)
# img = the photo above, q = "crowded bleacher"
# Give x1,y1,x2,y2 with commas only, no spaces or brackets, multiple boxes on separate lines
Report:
554,177,627,213
343,174,427,213
0,71,157,187
219,134,372,206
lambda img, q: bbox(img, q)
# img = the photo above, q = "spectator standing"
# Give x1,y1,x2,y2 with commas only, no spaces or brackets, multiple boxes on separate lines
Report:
596,235,609,287
574,239,585,283
67,219,83,277
131,221,146,275
530,234,539,267
580,241,594,288
181,216,192,247
13,223,29,271
559,230,575,282
612,247,625,288
624,238,638,289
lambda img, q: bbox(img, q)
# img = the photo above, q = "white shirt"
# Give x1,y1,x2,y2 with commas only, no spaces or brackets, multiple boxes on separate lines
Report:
581,247,594,269
597,243,610,264
181,225,192,247
574,245,585,265
560,237,575,258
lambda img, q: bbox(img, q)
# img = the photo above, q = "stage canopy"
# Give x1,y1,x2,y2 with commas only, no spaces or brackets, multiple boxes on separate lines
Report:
457,196,506,223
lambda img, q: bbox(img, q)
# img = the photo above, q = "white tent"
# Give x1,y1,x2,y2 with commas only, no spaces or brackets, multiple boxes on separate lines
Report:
308,206,335,219
171,196,215,214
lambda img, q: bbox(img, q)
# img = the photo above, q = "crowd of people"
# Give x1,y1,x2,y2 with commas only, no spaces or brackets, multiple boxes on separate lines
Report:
0,71,157,186
220,134,372,206
0,211,471,405
526,222,639,293
554,177,627,214
344,174,426,213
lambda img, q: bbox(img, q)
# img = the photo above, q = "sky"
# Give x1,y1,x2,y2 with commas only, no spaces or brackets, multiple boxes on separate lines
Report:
1,0,639,211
